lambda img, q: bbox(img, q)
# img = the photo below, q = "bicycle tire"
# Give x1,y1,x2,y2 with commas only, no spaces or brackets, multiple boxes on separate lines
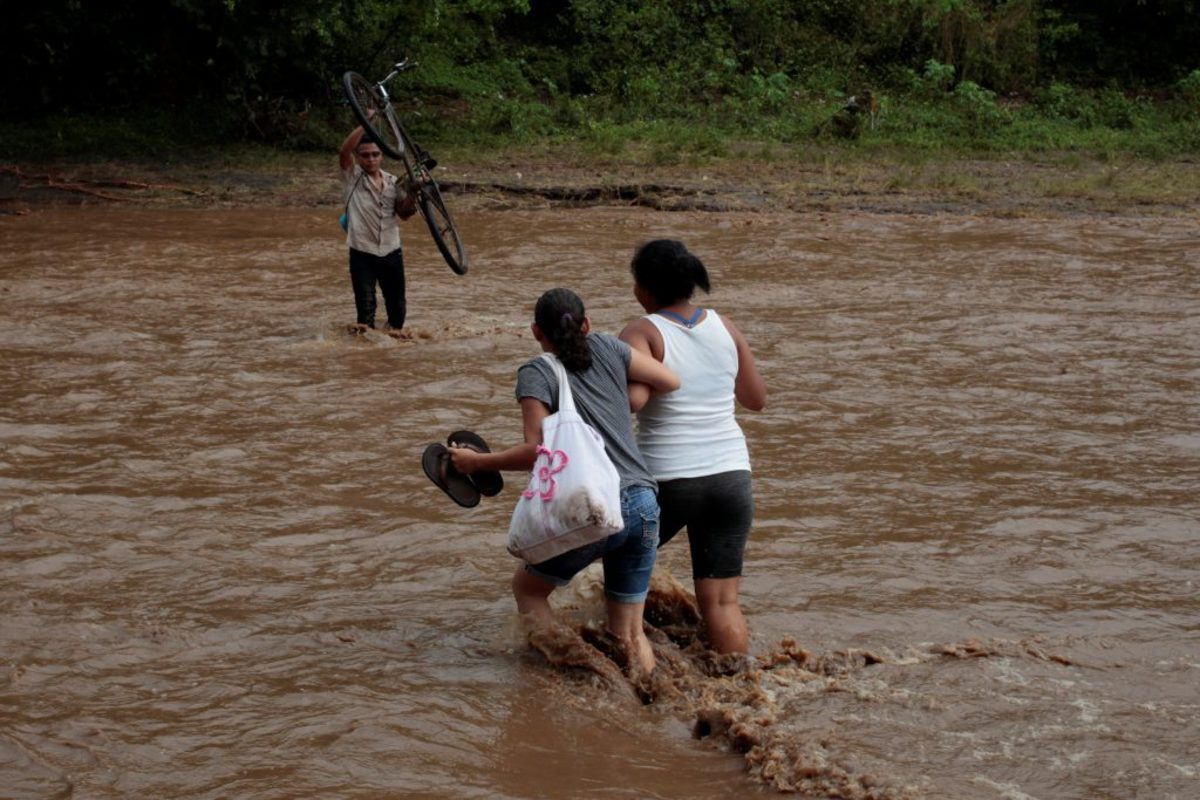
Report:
390,115,468,275
342,71,405,160
417,181,468,275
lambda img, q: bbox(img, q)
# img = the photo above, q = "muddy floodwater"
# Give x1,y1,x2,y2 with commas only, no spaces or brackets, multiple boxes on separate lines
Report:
1,203,1197,799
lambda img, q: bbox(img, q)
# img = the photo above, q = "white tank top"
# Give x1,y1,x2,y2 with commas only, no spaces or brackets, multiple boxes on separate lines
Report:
635,309,750,480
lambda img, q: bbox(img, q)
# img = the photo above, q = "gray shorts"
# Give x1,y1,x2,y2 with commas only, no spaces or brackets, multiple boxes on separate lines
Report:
657,470,753,580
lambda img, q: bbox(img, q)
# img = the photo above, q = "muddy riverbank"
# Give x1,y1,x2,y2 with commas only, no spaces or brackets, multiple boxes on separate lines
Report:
3,149,1198,217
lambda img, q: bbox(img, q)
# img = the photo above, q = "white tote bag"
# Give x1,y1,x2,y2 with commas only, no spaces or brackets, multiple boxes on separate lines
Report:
507,354,624,563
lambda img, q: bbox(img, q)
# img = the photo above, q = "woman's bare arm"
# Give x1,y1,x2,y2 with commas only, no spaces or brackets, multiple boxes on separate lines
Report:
722,316,766,411
620,318,670,410
628,347,679,394
449,397,548,474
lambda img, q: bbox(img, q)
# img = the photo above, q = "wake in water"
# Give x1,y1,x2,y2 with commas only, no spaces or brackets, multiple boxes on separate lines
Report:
315,319,526,345
521,570,1081,799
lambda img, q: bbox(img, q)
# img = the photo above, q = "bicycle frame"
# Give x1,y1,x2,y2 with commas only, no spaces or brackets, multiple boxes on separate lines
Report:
374,60,416,105
372,61,417,163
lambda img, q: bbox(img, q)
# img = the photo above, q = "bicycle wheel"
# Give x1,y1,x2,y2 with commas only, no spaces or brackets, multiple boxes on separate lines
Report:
342,71,405,160
390,118,468,275
417,180,468,275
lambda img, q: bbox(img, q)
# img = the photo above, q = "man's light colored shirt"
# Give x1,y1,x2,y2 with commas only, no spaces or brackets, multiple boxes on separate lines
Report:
342,164,406,256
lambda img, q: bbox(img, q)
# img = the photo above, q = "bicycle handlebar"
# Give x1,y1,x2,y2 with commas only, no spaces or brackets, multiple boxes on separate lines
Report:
377,58,417,88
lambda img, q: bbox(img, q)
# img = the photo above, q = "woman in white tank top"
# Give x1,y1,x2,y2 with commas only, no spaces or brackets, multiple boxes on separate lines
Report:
619,239,766,654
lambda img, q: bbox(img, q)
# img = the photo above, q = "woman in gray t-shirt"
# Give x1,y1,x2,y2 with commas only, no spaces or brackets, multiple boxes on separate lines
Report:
450,288,678,676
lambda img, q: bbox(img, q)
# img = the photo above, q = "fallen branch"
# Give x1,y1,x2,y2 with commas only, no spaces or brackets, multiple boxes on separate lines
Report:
86,178,204,195
2,165,203,196
18,181,128,201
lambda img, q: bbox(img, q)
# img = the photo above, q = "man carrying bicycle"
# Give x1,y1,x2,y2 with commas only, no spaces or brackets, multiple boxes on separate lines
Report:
339,123,418,336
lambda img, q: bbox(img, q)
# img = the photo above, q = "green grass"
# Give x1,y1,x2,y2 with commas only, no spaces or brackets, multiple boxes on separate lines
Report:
3,88,1197,218
5,83,1198,166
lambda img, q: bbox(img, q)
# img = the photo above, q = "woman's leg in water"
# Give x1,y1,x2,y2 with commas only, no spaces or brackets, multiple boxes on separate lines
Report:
658,472,753,655
515,561,655,673
512,567,555,623
516,554,655,672
695,576,748,654
605,598,655,675
601,485,659,675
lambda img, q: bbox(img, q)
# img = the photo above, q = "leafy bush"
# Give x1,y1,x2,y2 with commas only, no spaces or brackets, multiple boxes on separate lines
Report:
1176,69,1200,101
474,98,555,140
1094,88,1140,131
922,60,958,94
952,80,1006,135
744,71,793,114
1036,82,1094,121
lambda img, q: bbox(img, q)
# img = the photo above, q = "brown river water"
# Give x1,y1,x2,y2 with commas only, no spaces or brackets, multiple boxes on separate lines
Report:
1,203,1197,799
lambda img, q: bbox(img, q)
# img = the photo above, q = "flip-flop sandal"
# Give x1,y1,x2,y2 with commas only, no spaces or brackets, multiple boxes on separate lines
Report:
422,443,481,508
447,430,504,497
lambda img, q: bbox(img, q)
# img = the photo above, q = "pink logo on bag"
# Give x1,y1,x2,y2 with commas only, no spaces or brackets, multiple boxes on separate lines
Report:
523,445,569,501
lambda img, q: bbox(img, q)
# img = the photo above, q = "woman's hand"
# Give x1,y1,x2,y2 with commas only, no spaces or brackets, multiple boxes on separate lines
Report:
448,444,482,474
627,381,652,412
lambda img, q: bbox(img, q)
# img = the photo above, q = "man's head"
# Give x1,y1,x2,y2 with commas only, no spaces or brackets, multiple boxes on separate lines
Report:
355,139,383,175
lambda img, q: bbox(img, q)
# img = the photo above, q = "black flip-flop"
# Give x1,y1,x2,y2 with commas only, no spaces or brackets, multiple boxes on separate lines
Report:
447,430,504,497
422,443,481,508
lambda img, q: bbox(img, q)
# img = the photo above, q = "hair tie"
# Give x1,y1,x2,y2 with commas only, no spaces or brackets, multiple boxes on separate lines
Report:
561,312,574,325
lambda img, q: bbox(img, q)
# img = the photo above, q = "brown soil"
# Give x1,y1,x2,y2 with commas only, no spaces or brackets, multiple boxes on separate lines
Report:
2,151,1198,217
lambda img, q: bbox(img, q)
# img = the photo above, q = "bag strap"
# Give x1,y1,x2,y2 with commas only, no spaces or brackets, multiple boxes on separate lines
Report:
343,169,365,219
540,353,577,413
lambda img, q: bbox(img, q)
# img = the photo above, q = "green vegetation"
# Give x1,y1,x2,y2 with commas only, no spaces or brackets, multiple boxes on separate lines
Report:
2,1,1197,163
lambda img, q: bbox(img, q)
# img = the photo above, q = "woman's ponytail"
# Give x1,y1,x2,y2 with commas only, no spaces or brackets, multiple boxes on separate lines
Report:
534,288,592,372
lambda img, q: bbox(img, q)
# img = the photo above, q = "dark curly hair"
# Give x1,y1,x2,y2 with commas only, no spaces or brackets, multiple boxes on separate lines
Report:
534,288,592,372
630,239,711,306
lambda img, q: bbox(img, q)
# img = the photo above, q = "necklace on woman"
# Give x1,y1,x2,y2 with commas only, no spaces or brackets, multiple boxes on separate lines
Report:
656,307,704,328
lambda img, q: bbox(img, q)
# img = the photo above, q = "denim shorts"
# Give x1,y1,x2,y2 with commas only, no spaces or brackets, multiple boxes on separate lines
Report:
525,484,660,603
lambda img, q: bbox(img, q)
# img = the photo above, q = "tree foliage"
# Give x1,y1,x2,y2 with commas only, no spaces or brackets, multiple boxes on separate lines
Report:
2,0,1196,148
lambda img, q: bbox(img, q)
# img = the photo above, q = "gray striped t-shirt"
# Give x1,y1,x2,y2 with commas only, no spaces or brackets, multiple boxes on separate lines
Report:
515,333,656,492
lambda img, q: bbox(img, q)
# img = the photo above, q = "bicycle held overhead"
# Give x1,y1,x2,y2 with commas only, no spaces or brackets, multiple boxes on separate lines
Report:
342,59,467,275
